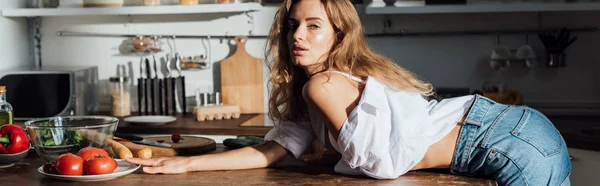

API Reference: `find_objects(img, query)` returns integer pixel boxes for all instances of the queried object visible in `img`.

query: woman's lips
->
[292,46,308,56]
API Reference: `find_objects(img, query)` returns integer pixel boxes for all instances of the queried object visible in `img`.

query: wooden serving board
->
[221,35,264,114]
[115,136,216,157]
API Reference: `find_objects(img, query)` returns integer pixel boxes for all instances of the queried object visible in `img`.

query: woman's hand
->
[126,157,195,174]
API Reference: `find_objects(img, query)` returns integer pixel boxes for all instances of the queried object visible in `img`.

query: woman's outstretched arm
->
[126,141,288,174]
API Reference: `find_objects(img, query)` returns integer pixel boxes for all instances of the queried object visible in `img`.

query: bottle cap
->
[0,86,5,94]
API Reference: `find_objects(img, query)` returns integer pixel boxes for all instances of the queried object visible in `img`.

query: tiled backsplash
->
[21,4,600,115]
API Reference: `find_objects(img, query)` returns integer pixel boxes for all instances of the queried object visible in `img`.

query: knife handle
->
[158,78,163,115]
[164,79,169,115]
[144,78,149,115]
[114,132,143,141]
[181,76,187,115]
[171,77,177,115]
[137,78,143,116]
[150,78,155,115]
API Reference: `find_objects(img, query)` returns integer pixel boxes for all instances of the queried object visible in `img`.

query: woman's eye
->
[288,23,297,30]
[309,24,320,30]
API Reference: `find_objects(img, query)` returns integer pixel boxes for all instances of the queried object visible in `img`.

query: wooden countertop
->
[15,114,273,137]
[115,113,273,136]
[14,114,600,153]
[0,146,497,186]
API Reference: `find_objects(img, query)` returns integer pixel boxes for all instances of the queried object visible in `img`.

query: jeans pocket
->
[511,108,563,157]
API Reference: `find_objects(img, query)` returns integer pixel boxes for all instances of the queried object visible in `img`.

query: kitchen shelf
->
[366,0,600,14]
[1,3,262,17]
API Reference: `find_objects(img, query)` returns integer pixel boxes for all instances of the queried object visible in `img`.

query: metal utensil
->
[149,54,158,115]
[157,58,164,116]
[164,54,172,115]
[181,75,187,115]
[138,57,144,115]
[173,53,187,115]
[145,58,151,115]
[173,53,182,114]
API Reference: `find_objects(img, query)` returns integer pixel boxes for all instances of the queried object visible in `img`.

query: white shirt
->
[264,72,475,179]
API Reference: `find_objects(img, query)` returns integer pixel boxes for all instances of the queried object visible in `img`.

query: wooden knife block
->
[194,104,241,121]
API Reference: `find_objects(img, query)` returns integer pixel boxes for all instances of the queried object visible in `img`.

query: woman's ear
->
[334,32,343,45]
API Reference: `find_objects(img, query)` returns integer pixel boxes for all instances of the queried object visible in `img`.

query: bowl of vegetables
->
[25,116,118,162]
[0,124,31,168]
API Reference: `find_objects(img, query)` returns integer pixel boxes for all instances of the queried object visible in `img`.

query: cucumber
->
[223,138,254,149]
[236,136,264,144]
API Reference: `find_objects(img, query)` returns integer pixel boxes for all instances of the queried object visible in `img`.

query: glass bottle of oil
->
[0,86,13,125]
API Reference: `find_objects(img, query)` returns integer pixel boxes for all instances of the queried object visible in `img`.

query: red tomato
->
[77,147,110,161]
[56,153,84,176]
[171,134,181,143]
[43,161,59,174]
[85,156,118,175]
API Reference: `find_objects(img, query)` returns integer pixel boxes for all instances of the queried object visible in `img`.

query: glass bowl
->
[25,116,118,162]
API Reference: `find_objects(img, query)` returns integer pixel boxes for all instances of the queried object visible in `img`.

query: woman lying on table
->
[127,0,571,185]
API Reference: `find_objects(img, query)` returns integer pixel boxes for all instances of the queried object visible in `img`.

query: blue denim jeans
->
[451,95,571,186]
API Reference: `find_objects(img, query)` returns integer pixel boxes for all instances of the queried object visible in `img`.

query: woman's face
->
[287,0,336,70]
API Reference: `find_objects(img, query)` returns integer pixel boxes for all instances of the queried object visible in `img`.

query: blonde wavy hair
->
[265,0,434,122]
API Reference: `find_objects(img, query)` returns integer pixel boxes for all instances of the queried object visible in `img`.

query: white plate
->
[38,159,141,182]
[124,115,176,125]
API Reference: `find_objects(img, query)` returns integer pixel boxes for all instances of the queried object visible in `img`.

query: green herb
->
[37,122,83,147]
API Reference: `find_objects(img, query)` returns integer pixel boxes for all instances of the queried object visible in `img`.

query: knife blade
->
[146,58,155,115]
[113,132,172,148]
[145,58,151,115]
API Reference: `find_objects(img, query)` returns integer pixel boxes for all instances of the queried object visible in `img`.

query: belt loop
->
[464,95,492,127]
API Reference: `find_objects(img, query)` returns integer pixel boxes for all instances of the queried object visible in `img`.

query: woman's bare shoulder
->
[302,72,361,105]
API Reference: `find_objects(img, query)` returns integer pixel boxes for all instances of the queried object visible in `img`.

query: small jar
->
[143,0,161,6]
[133,36,148,52]
[180,0,199,5]
[109,76,131,117]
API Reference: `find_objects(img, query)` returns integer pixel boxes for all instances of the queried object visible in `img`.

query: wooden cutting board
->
[221,35,264,114]
[115,136,216,157]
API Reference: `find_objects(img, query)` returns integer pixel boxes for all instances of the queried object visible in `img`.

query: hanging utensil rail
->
[56,26,597,39]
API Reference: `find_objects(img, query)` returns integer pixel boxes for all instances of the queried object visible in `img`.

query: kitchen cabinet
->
[1,2,262,17]
[367,0,600,14]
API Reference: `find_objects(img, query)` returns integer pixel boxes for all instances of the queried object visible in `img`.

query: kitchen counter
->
[114,113,272,136]
[14,113,600,152]
[0,145,497,186]
[15,113,273,137]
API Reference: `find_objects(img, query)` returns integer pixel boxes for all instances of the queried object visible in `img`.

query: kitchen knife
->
[138,57,144,115]
[138,77,143,116]
[181,76,186,115]
[163,54,172,115]
[158,79,163,115]
[147,58,155,115]
[145,58,151,115]
[174,53,182,114]
[154,55,163,115]
[113,132,172,148]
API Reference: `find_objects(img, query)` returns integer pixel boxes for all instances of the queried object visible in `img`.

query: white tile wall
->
[0,1,31,70]
[34,4,600,112]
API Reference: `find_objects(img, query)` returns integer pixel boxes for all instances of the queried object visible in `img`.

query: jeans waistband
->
[451,94,496,173]
[464,94,496,127]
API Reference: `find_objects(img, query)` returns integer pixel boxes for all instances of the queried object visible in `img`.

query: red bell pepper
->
[0,124,30,154]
